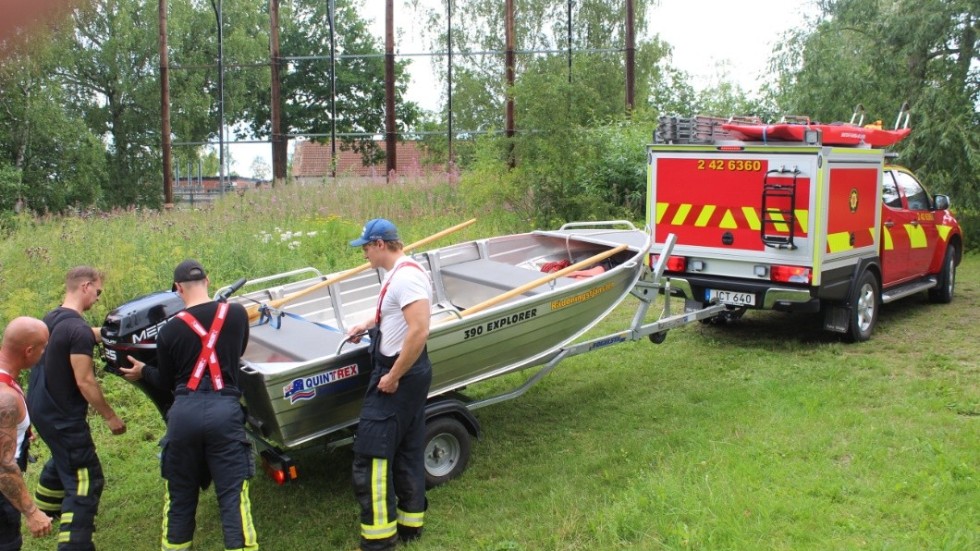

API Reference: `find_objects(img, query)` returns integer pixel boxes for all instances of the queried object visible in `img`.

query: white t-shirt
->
[0,371,30,461]
[377,256,432,357]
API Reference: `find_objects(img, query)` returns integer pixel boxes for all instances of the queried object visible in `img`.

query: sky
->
[229,0,816,177]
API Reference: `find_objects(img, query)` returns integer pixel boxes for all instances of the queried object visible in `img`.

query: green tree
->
[769,0,978,208]
[248,0,421,166]
[0,27,106,213]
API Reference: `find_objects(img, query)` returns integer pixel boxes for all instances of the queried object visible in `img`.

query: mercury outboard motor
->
[101,290,185,417]
[100,278,247,418]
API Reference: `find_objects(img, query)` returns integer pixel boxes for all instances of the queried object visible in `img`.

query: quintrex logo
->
[282,364,359,404]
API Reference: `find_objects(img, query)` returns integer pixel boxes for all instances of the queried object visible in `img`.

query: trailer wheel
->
[847,270,879,342]
[928,244,957,304]
[424,416,471,489]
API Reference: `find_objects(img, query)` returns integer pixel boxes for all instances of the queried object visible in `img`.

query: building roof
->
[291,140,430,179]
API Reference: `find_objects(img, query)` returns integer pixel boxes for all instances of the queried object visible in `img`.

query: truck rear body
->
[648,144,886,311]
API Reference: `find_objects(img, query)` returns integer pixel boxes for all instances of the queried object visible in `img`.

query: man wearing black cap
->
[27,266,125,550]
[346,219,433,551]
[121,259,256,550]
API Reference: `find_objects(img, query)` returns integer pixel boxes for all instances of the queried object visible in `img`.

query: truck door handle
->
[910,220,919,227]
[884,220,894,228]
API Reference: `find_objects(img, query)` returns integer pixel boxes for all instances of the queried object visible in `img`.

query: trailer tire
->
[928,244,957,304]
[846,270,879,342]
[423,416,471,489]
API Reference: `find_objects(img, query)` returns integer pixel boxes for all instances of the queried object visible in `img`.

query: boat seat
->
[248,313,348,363]
[440,259,576,297]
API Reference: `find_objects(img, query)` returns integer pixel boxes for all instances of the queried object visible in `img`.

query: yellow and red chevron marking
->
[657,202,809,234]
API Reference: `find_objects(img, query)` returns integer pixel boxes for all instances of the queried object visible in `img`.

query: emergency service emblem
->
[283,363,359,404]
[849,188,859,212]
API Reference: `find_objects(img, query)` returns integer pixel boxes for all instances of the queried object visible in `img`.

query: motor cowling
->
[101,290,186,417]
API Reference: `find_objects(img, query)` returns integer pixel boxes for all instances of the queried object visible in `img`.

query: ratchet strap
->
[175,302,229,391]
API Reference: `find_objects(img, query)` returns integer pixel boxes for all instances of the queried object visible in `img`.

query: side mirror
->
[934,194,950,210]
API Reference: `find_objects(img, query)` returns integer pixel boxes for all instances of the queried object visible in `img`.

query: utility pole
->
[505,0,515,169]
[159,0,173,207]
[210,0,225,194]
[385,0,396,179]
[269,0,285,186]
[625,0,636,115]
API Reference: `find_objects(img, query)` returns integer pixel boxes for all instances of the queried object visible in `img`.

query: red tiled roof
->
[291,140,430,178]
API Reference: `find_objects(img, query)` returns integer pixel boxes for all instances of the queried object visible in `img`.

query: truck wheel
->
[928,244,957,304]
[847,270,879,342]
[424,416,471,489]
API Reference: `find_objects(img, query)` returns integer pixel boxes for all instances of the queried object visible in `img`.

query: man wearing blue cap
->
[347,219,433,551]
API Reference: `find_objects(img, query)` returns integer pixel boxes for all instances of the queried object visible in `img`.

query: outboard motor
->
[100,278,247,418]
[101,291,185,417]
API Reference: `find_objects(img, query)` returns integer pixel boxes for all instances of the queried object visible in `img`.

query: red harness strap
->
[375,261,425,325]
[174,302,230,391]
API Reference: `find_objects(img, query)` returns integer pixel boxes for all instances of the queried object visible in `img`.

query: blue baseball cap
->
[350,218,400,247]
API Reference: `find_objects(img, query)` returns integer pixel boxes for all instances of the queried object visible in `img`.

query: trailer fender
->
[424,398,481,439]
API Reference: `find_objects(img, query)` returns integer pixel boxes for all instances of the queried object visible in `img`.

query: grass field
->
[3,184,976,550]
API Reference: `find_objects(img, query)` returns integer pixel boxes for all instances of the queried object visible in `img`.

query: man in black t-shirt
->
[122,259,256,550]
[27,266,126,551]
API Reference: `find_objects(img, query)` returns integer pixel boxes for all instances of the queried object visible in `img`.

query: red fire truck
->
[648,115,963,341]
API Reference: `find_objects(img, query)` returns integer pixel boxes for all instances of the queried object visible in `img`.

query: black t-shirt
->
[36,307,96,418]
[145,301,249,392]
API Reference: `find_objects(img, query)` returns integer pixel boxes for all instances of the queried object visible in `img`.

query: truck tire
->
[847,270,879,342]
[424,416,471,489]
[928,244,957,304]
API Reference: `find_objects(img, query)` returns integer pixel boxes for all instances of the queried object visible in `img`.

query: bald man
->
[0,317,53,549]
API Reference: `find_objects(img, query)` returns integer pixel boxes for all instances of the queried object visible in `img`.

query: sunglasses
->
[86,281,103,297]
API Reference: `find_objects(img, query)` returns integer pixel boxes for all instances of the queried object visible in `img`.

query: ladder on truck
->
[760,168,801,250]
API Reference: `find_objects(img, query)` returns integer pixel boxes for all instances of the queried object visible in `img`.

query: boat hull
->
[236,228,649,449]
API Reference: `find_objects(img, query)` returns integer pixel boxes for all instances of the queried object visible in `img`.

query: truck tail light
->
[770,265,811,284]
[651,255,687,272]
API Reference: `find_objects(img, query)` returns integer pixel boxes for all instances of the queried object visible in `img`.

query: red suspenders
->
[375,261,425,324]
[174,302,230,391]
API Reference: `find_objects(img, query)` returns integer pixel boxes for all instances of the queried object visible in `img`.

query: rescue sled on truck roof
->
[647,104,962,342]
[101,221,727,487]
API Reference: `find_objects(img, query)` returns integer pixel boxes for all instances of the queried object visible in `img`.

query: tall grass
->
[3,182,977,550]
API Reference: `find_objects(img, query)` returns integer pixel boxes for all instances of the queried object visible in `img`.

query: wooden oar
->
[458,244,629,319]
[246,218,477,322]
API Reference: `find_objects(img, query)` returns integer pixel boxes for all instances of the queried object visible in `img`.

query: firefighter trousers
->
[352,351,432,551]
[160,392,257,551]
[0,495,22,551]
[31,421,104,551]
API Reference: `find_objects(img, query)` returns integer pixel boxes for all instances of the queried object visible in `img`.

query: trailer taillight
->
[770,265,811,284]
[260,449,298,485]
[651,255,688,272]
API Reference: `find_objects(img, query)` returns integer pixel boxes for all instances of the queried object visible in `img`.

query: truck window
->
[892,170,931,211]
[882,172,902,208]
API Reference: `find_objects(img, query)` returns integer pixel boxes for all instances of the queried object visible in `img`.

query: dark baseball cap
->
[173,259,208,283]
[349,218,400,247]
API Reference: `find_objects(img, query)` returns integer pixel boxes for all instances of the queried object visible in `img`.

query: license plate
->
[707,289,756,306]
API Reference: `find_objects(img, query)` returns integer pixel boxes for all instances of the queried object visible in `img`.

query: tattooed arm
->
[0,390,52,537]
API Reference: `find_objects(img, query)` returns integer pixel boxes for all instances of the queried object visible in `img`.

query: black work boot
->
[398,525,423,544]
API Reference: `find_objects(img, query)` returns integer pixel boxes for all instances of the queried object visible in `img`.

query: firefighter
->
[27,266,126,551]
[346,219,433,551]
[0,317,54,549]
[120,259,257,551]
